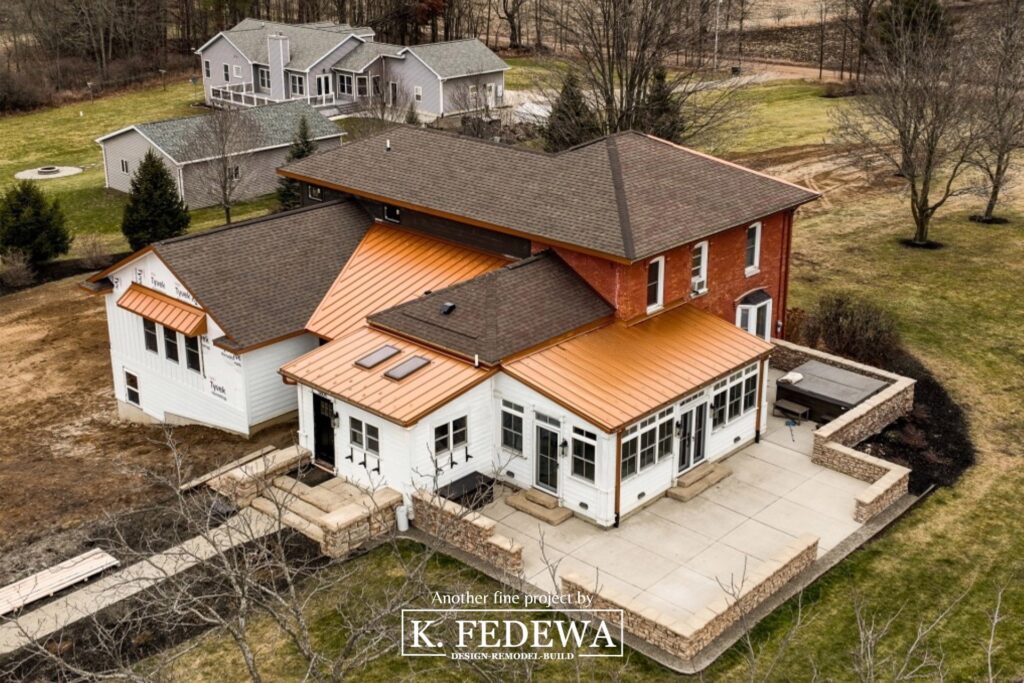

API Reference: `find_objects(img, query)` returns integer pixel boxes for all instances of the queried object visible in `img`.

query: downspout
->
[779,211,794,338]
[613,430,622,527]
[754,356,766,443]
[176,164,185,201]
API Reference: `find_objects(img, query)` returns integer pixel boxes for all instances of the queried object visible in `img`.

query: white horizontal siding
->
[242,334,317,426]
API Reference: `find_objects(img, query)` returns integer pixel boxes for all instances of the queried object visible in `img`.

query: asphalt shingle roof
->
[368,252,614,364]
[222,18,374,70]
[404,39,508,78]
[281,127,819,261]
[332,42,405,72]
[132,101,342,164]
[153,201,371,350]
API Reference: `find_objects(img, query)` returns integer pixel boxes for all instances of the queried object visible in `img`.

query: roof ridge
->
[135,98,317,130]
[605,136,636,260]
[155,200,347,247]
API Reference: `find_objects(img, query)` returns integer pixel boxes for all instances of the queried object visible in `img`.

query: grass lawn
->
[725,80,847,156]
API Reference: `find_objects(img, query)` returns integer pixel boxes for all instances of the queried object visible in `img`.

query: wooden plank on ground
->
[0,549,119,616]
[179,445,276,491]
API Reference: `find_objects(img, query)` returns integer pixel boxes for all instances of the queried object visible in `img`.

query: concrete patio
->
[480,369,871,623]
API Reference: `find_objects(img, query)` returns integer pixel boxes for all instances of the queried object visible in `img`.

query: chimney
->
[267,33,290,101]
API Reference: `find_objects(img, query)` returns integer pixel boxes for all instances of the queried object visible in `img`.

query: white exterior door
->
[316,74,333,98]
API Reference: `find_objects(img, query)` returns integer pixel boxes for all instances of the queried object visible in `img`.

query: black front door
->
[312,394,335,468]
[536,424,559,493]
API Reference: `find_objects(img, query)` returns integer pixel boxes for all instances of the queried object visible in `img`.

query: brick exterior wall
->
[561,534,817,661]
[411,490,524,575]
[547,210,792,331]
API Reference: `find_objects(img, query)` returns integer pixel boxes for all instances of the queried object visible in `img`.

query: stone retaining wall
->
[814,442,912,522]
[411,490,524,576]
[320,488,403,557]
[562,534,818,661]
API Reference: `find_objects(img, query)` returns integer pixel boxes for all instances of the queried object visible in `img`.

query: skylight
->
[385,356,430,380]
[355,344,400,369]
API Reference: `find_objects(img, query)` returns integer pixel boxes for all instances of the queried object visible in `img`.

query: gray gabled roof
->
[152,201,372,351]
[211,18,374,70]
[404,39,508,79]
[101,101,342,165]
[332,41,405,72]
[368,251,613,365]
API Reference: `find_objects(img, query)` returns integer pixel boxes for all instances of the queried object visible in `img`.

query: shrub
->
[0,71,50,112]
[121,150,190,250]
[77,233,113,270]
[800,292,901,365]
[821,80,859,98]
[0,249,36,289]
[0,180,71,264]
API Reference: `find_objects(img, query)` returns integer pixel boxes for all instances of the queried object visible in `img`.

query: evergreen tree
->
[0,180,71,264]
[405,101,421,126]
[542,72,603,152]
[121,150,190,251]
[641,67,683,142]
[277,116,319,211]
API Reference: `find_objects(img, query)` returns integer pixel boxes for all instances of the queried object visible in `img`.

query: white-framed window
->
[289,73,304,96]
[257,67,271,90]
[232,64,242,78]
[383,204,401,223]
[745,222,762,275]
[711,364,759,430]
[223,63,230,81]
[736,292,772,341]
[691,241,708,294]
[571,427,597,482]
[204,60,211,78]
[349,417,380,455]
[231,165,240,180]
[356,76,368,97]
[124,371,140,406]
[500,400,524,453]
[620,407,674,479]
[308,185,323,201]
[339,74,353,95]
[120,159,130,175]
[414,85,422,102]
[163,326,179,363]
[143,319,158,353]
[434,416,468,454]
[646,255,665,313]
[469,84,478,98]
[184,336,202,373]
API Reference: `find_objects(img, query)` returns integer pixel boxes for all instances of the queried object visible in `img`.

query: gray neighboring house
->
[96,100,343,209]
[196,18,508,119]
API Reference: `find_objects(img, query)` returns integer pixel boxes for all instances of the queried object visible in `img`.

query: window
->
[414,86,423,102]
[646,256,664,312]
[223,63,230,81]
[258,67,270,90]
[469,84,478,98]
[371,75,381,95]
[308,185,323,201]
[434,416,468,454]
[571,427,596,482]
[620,408,674,479]
[736,290,772,341]
[120,159,130,175]
[357,76,368,97]
[745,222,762,275]
[350,417,380,454]
[143,319,158,353]
[204,60,211,78]
[339,74,353,95]
[163,326,179,363]
[500,400,524,453]
[691,241,708,294]
[232,64,242,78]
[185,336,201,373]
[231,165,240,180]
[383,204,401,223]
[124,371,140,405]
[289,73,304,96]
[711,364,759,430]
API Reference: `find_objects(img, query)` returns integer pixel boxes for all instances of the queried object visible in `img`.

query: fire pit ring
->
[14,166,84,180]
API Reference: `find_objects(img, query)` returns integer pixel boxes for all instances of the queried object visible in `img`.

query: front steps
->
[667,463,732,502]
[507,489,573,526]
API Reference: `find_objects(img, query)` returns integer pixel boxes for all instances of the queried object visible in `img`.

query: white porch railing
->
[209,82,353,109]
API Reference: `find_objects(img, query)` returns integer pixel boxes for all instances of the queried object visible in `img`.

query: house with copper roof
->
[196,18,508,118]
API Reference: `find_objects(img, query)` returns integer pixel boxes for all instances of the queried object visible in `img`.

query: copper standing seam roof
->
[305,224,510,341]
[280,326,491,427]
[116,283,207,337]
[503,305,774,433]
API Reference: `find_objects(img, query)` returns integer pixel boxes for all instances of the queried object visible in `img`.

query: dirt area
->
[0,276,297,559]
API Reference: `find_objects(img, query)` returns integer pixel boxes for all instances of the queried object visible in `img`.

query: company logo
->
[401,608,625,660]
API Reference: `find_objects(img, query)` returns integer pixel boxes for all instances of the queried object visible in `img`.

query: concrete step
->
[506,491,573,526]
[250,496,326,543]
[524,488,559,509]
[667,463,732,502]
[262,487,329,527]
[272,476,346,513]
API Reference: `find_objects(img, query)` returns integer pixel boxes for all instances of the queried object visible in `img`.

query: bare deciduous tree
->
[193,107,261,224]
[832,4,981,245]
[501,0,529,48]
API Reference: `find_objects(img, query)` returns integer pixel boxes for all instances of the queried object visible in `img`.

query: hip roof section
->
[503,304,774,432]
[306,224,510,341]
[280,127,818,262]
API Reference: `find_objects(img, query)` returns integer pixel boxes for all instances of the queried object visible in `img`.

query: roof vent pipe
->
[440,302,456,315]
[385,139,391,152]
[474,354,479,368]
